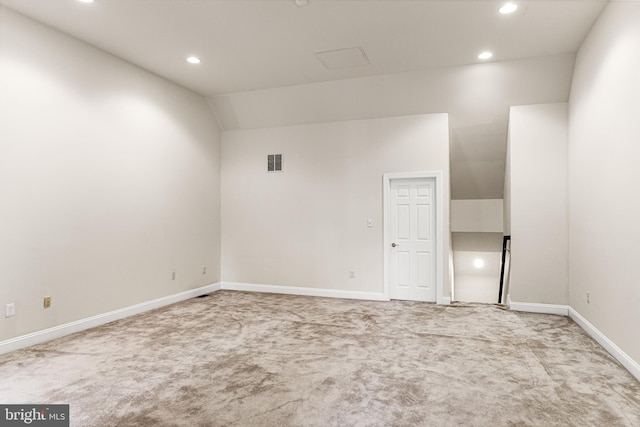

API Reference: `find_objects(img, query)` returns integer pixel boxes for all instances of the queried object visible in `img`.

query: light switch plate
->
[6,303,15,318]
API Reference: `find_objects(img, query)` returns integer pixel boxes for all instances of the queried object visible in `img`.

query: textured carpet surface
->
[1,291,639,426]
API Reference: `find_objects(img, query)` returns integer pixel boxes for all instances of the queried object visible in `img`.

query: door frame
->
[383,171,445,304]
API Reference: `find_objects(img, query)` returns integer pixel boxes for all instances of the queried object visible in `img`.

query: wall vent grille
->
[267,154,283,172]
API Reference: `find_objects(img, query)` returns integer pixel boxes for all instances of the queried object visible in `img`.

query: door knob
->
[391,243,398,248]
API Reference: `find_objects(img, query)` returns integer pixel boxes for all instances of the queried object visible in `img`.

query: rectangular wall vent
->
[267,154,283,172]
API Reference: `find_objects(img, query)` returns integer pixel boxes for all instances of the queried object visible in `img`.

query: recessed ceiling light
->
[499,3,518,14]
[186,56,201,64]
[294,0,309,7]
[478,51,493,60]
[78,0,95,3]
[473,259,485,269]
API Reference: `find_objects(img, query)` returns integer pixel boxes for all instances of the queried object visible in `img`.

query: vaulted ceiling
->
[0,0,607,199]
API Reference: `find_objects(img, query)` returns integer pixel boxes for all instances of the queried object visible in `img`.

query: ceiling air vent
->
[267,154,283,172]
[315,47,370,69]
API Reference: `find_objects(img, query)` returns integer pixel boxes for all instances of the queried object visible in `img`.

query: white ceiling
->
[0,0,607,199]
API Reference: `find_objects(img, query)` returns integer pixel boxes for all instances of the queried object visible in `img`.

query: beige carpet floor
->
[1,290,639,426]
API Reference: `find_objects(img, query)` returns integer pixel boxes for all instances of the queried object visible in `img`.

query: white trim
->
[221,282,387,301]
[569,307,640,382]
[383,171,445,304]
[508,301,569,316]
[0,283,221,355]
[3,282,637,382]
[508,299,639,381]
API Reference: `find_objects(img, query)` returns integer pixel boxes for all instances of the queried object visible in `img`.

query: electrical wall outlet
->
[349,270,355,279]
[171,270,176,281]
[5,303,15,318]
[587,291,590,304]
[202,265,207,275]
[44,297,51,308]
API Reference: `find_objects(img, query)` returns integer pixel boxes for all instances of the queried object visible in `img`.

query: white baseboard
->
[569,307,640,382]
[220,281,448,304]
[6,284,636,383]
[508,301,569,316]
[508,300,639,381]
[221,282,388,301]
[0,282,221,355]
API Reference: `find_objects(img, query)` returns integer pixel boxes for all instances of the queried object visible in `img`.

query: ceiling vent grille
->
[315,47,370,69]
[267,154,283,172]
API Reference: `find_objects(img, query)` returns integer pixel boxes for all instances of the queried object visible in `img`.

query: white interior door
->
[389,178,436,302]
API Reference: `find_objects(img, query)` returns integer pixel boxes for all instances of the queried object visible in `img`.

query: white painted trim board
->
[508,300,569,316]
[220,282,387,301]
[569,307,640,382]
[4,284,637,383]
[509,300,639,382]
[0,283,221,355]
[0,282,402,355]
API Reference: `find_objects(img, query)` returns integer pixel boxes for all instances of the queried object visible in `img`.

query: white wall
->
[221,114,450,297]
[454,274,501,305]
[508,103,568,305]
[568,2,640,365]
[212,53,576,200]
[0,8,221,341]
[451,232,503,304]
[453,248,502,304]
[210,54,576,132]
[451,199,503,232]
